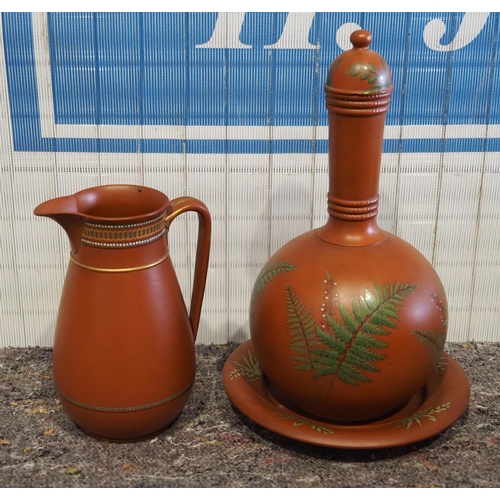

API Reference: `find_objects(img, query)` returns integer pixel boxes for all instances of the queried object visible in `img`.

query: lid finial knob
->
[350,29,372,49]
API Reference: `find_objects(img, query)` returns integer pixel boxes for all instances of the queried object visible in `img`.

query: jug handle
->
[165,197,211,341]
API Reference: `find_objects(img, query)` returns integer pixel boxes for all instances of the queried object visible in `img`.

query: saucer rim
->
[222,340,470,450]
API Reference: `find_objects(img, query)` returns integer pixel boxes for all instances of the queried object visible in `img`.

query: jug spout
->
[34,195,85,253]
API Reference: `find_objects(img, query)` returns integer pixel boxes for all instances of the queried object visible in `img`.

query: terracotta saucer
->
[222,340,470,449]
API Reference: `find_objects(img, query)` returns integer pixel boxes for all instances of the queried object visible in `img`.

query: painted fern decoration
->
[229,351,262,382]
[287,283,322,371]
[251,260,296,303]
[310,282,417,390]
[274,412,334,434]
[344,60,392,93]
[412,329,446,364]
[435,355,450,373]
[396,402,451,429]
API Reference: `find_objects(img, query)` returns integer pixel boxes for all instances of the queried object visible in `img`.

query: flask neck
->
[319,88,391,246]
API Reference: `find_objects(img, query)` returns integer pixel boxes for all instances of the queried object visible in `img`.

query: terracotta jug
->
[34,185,211,441]
[250,31,453,423]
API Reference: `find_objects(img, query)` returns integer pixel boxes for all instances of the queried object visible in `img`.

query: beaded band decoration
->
[55,378,194,412]
[82,212,166,248]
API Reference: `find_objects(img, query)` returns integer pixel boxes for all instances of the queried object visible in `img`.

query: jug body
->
[34,185,211,441]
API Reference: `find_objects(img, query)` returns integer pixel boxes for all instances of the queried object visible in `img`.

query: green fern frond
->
[362,323,391,336]
[337,364,372,386]
[287,283,316,371]
[412,329,446,364]
[310,348,341,364]
[251,260,296,303]
[316,326,346,353]
[339,304,359,334]
[370,314,397,329]
[326,314,352,344]
[285,281,417,393]
[355,343,388,358]
[348,344,386,363]
[354,333,389,350]
[310,282,417,389]
[343,354,380,372]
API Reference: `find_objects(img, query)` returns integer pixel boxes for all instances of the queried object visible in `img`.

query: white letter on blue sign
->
[263,13,317,49]
[196,13,252,49]
[336,23,363,51]
[424,13,489,51]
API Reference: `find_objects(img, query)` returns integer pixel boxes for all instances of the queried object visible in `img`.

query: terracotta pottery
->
[223,341,469,449]
[34,185,211,442]
[225,30,469,446]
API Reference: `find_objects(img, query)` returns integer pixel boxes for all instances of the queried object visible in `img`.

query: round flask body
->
[250,229,448,422]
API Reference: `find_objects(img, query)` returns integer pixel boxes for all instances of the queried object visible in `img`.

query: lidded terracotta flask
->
[34,185,211,441]
[250,31,450,422]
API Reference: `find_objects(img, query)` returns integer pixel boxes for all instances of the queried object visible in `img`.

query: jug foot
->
[79,418,179,443]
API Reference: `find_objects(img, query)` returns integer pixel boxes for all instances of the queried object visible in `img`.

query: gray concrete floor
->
[0,342,499,487]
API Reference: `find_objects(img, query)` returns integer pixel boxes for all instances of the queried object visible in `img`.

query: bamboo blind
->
[1,12,499,346]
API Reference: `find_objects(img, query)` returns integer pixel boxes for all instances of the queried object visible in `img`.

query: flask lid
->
[325,30,393,95]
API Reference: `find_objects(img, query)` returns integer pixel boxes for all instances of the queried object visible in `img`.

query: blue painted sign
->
[2,12,499,153]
